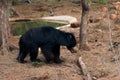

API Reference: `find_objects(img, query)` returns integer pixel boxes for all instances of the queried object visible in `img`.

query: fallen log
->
[9,18,40,22]
[78,57,92,80]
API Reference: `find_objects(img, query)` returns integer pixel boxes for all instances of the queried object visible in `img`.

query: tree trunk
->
[79,0,90,50]
[0,0,10,53]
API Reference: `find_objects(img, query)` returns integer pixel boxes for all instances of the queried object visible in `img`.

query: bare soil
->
[0,1,120,80]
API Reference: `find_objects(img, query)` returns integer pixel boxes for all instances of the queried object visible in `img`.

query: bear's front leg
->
[53,45,63,64]
[41,47,53,63]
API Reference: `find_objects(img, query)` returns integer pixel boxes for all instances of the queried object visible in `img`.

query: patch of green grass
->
[10,20,64,36]
[32,62,45,67]
[9,8,18,17]
[99,0,106,4]
[91,0,106,4]
[12,0,23,5]
[32,0,56,3]
[40,12,45,17]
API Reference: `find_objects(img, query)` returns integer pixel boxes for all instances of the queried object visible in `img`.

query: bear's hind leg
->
[30,46,41,62]
[17,47,28,63]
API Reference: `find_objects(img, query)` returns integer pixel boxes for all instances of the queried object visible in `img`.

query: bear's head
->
[66,33,76,52]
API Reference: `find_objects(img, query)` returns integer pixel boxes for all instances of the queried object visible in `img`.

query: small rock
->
[101,6,108,12]
[70,21,80,28]
[110,13,117,20]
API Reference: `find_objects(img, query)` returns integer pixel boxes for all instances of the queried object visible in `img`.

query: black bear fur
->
[17,26,76,64]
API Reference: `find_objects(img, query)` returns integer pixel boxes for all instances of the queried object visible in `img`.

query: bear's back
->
[20,26,62,44]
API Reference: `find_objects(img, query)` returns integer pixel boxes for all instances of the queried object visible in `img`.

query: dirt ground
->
[0,1,120,80]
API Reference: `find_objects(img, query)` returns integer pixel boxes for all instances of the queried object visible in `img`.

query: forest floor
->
[0,1,120,80]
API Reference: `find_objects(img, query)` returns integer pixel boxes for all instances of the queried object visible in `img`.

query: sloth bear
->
[17,26,76,64]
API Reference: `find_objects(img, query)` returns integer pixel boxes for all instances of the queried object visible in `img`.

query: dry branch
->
[78,57,92,80]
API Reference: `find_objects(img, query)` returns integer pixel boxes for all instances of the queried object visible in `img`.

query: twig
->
[78,57,92,80]
[57,70,62,80]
